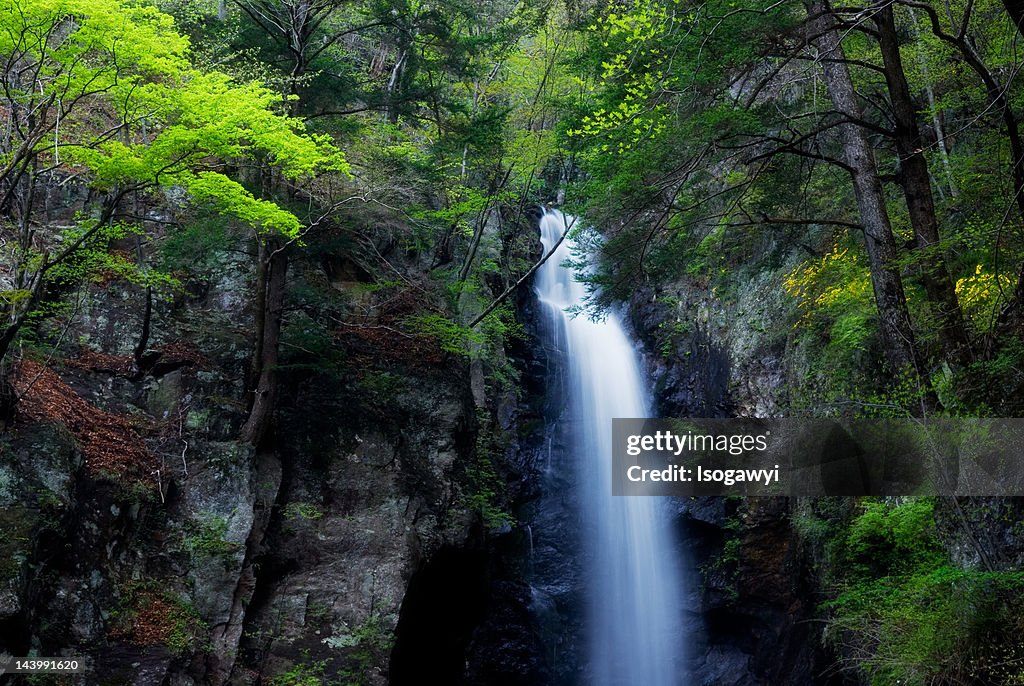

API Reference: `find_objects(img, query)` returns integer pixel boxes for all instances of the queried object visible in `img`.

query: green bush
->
[844,499,944,576]
[825,499,1024,685]
[269,659,330,686]
[827,565,1024,685]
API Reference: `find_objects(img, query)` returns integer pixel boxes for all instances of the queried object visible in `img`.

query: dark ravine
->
[4,202,1024,686]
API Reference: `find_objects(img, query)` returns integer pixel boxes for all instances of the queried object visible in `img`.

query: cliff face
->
[0,207,544,685]
[6,203,1021,686]
[625,280,828,684]
[625,265,1024,686]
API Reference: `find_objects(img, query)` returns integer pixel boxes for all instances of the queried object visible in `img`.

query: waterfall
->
[533,208,685,685]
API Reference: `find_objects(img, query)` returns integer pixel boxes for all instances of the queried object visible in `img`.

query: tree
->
[873,2,971,363]
[0,0,348,414]
[805,0,923,377]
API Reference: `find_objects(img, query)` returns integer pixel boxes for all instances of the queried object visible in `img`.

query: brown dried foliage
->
[14,360,156,482]
[66,349,134,375]
[112,595,178,646]
[335,285,448,368]
[336,323,445,368]
[108,587,202,655]
[66,342,213,376]
[156,341,214,369]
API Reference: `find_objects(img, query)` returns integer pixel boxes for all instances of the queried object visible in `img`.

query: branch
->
[730,215,863,230]
[307,21,394,62]
[468,214,576,328]
[39,188,132,275]
[303,105,378,119]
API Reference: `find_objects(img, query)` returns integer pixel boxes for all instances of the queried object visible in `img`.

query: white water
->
[534,208,685,686]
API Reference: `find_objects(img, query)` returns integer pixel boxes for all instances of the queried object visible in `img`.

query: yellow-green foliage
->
[567,0,671,152]
[955,264,1014,334]
[784,245,874,351]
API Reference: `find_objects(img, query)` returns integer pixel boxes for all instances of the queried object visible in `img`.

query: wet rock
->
[465,581,549,686]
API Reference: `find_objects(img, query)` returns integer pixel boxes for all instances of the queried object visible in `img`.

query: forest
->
[1,0,1024,684]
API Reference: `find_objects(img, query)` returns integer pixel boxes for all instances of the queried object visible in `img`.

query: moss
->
[0,506,35,584]
[283,502,324,521]
[181,513,240,561]
[459,408,514,531]
[269,659,331,686]
[326,613,395,686]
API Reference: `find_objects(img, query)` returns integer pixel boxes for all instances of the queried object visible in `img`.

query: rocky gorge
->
[4,0,1024,683]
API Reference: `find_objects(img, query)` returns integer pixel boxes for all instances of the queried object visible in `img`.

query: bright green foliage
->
[269,659,331,686]
[3,0,346,199]
[403,314,485,357]
[567,0,795,153]
[73,70,346,179]
[824,499,1024,685]
[0,0,351,368]
[184,172,304,238]
[568,0,671,152]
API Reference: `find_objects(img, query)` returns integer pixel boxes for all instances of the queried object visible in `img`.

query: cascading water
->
[533,208,685,685]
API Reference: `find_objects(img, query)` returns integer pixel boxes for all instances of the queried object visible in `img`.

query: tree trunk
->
[1003,0,1024,34]
[906,6,958,198]
[133,287,153,370]
[250,240,268,384]
[132,230,153,372]
[912,3,1024,225]
[1,194,120,367]
[999,0,1024,316]
[0,291,37,364]
[807,0,923,376]
[240,242,287,446]
[875,3,972,365]
[959,42,1024,228]
[900,2,1024,332]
